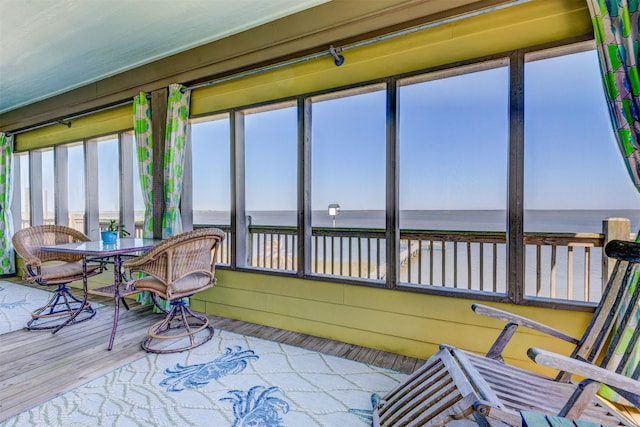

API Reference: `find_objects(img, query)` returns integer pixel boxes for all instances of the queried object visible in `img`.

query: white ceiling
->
[0,0,329,114]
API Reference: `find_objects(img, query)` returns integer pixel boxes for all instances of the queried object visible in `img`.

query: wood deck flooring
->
[0,279,425,422]
[3,280,638,426]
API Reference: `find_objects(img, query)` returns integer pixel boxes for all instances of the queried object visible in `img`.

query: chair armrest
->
[528,347,640,396]
[121,255,150,271]
[472,304,579,360]
[473,304,579,344]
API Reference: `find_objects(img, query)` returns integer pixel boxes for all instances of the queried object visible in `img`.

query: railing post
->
[246,215,253,266]
[602,217,631,288]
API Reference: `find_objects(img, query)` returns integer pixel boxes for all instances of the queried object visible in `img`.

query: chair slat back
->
[570,240,640,404]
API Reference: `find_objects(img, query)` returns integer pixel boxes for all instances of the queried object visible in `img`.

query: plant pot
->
[101,230,118,244]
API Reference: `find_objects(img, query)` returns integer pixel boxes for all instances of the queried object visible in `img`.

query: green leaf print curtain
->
[162,83,191,239]
[588,0,640,189]
[586,0,639,404]
[133,93,153,238]
[0,133,14,275]
[133,93,157,307]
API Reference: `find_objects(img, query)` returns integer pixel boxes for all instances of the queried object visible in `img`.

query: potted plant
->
[101,220,130,244]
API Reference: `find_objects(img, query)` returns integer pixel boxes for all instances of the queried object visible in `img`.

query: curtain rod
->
[7,99,135,137]
[8,0,529,136]
[184,0,530,92]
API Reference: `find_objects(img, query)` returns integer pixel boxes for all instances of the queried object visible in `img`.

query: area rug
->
[0,281,103,335]
[1,329,408,426]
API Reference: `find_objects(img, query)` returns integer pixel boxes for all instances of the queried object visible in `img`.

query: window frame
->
[12,38,613,311]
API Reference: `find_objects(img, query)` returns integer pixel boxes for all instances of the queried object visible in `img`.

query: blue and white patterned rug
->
[0,281,103,335]
[1,329,408,426]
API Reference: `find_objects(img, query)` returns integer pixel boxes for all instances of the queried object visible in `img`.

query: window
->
[13,153,30,229]
[524,49,640,302]
[398,63,509,292]
[95,136,120,227]
[244,103,298,271]
[191,115,231,227]
[39,149,55,225]
[62,142,85,231]
[16,43,638,307]
[311,86,387,279]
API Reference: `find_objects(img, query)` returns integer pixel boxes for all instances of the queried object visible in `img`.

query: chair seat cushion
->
[134,272,213,300]
[38,262,102,284]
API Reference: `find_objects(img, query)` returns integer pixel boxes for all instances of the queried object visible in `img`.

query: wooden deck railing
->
[24,219,625,303]
[236,226,611,303]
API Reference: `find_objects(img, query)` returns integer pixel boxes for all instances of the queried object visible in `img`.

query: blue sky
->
[193,49,640,212]
[53,50,640,217]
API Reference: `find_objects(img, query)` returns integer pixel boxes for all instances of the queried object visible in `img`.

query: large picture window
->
[524,49,640,303]
[62,142,85,231]
[398,63,509,292]
[311,86,386,280]
[95,136,120,228]
[12,42,638,307]
[244,103,297,271]
[191,115,231,227]
[14,153,30,229]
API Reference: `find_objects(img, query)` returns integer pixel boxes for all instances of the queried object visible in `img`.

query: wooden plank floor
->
[6,281,637,426]
[0,280,425,422]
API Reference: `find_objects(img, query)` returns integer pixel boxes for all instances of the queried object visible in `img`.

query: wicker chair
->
[12,225,105,330]
[122,228,225,353]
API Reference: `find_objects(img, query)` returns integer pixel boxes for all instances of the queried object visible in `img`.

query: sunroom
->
[0,0,638,425]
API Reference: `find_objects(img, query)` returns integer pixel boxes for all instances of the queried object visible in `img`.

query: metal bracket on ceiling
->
[329,45,344,66]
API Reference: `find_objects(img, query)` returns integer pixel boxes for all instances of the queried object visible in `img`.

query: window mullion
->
[507,50,525,303]
[386,78,399,289]
[29,151,43,226]
[85,140,99,239]
[54,145,69,227]
[232,111,248,268]
[298,97,312,277]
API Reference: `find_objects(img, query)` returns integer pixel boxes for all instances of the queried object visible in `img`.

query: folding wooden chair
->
[373,240,640,426]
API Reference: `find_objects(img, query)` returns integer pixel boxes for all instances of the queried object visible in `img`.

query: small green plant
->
[105,220,130,237]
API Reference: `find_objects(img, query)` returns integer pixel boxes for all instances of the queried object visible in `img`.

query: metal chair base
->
[142,300,214,354]
[26,284,96,330]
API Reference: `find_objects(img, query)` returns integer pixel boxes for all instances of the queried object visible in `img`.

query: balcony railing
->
[23,218,624,304]
[232,226,611,303]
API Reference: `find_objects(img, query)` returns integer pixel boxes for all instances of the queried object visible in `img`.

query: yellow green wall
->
[186,270,591,374]
[190,0,591,115]
[15,106,131,151]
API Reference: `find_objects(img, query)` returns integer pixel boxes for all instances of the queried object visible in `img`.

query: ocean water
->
[194,209,639,234]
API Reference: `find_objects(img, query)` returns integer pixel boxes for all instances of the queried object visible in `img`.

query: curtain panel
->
[133,93,154,238]
[587,0,640,189]
[133,93,155,307]
[587,0,640,405]
[140,84,192,311]
[0,133,14,274]
[162,83,191,239]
